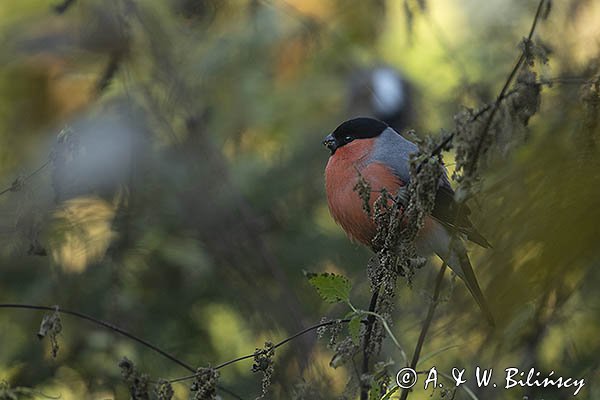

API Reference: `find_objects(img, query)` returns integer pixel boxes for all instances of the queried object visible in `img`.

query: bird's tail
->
[417,219,495,326]
[443,246,495,327]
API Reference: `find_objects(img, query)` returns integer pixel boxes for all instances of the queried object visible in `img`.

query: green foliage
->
[0,381,18,400]
[305,272,352,304]
[348,314,362,345]
[380,385,399,400]
[368,383,382,400]
[0,381,49,400]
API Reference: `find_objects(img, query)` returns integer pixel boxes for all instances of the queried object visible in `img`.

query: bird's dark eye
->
[344,136,353,142]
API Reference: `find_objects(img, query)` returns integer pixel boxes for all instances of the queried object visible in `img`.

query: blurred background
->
[0,0,599,399]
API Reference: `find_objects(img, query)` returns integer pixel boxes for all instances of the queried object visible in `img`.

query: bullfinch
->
[323,117,494,325]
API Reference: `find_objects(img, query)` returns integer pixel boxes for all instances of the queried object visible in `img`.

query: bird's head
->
[322,117,389,155]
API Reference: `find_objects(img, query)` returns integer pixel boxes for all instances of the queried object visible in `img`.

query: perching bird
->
[323,117,494,325]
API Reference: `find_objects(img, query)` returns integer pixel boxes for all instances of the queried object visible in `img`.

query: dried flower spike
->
[37,306,62,358]
[252,341,275,399]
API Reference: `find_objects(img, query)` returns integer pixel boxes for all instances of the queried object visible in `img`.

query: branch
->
[426,0,548,163]
[360,287,380,400]
[429,73,593,161]
[466,0,547,176]
[399,262,447,400]
[0,159,51,197]
[0,303,195,372]
[0,304,253,400]
[168,318,353,384]
[359,309,407,364]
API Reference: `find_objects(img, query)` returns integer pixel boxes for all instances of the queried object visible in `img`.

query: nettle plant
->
[306,271,405,399]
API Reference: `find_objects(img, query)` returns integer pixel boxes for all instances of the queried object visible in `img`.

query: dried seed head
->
[155,379,174,400]
[190,367,219,400]
[252,342,275,400]
[329,337,359,369]
[38,306,62,359]
[118,357,150,400]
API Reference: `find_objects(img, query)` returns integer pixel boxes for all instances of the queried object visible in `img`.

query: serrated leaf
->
[305,272,351,304]
[348,314,362,344]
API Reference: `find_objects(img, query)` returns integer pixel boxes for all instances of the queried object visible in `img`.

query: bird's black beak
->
[322,134,337,155]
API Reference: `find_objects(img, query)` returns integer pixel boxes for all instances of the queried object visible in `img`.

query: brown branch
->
[399,262,447,400]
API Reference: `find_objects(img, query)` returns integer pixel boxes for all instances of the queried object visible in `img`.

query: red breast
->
[325,138,404,247]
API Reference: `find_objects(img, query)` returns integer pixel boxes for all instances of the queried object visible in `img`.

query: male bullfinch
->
[323,117,494,325]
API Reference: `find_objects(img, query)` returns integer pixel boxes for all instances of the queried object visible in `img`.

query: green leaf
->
[380,385,399,400]
[304,272,351,304]
[348,314,362,344]
[368,378,382,400]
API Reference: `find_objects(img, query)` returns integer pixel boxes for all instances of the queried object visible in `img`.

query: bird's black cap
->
[332,117,388,141]
[323,117,388,154]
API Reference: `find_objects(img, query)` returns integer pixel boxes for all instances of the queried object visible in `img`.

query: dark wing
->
[432,185,492,248]
[370,128,491,248]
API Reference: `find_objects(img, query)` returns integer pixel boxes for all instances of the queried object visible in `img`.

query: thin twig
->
[0,303,195,372]
[0,303,255,400]
[466,0,547,175]
[399,262,447,400]
[168,318,353,384]
[359,310,407,365]
[428,73,592,161]
[359,286,380,400]
[0,159,51,197]
[426,0,549,163]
